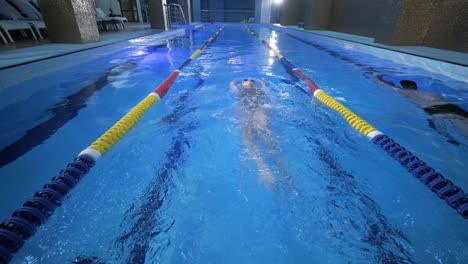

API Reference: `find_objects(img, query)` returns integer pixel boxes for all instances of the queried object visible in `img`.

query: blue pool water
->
[0,24,467,263]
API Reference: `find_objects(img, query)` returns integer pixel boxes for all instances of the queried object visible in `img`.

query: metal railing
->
[165,3,188,29]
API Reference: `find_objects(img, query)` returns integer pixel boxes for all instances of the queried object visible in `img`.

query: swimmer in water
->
[230,78,291,188]
[373,73,468,146]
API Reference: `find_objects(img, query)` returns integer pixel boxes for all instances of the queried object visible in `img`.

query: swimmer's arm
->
[230,80,239,93]
[372,72,399,92]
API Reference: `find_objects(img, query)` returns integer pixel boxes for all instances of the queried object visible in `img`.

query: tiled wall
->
[39,0,99,43]
[389,0,468,53]
[292,0,467,53]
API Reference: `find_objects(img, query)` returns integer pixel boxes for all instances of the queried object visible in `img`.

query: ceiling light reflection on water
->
[269,31,279,57]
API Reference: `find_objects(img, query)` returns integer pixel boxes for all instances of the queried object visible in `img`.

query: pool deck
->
[284,25,468,67]
[280,25,468,82]
[0,23,204,70]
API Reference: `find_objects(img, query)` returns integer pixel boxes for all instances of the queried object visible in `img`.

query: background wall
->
[40,0,99,43]
[197,0,254,22]
[224,0,254,10]
[303,0,332,30]
[189,0,467,53]
[148,0,167,29]
[329,0,387,37]
[279,0,304,25]
[301,0,468,53]
[387,0,468,52]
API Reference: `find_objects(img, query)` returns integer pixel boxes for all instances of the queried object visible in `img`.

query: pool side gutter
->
[0,24,205,71]
[280,25,468,83]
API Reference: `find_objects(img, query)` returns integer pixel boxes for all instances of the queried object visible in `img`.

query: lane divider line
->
[244,26,467,219]
[0,26,225,263]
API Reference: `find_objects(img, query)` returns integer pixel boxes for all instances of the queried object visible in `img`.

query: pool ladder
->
[165,3,187,29]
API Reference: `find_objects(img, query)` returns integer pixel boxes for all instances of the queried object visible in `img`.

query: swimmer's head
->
[242,78,256,89]
[400,80,417,90]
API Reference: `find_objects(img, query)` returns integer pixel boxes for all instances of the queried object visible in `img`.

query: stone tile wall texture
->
[39,0,99,43]
[300,0,468,53]
[279,0,305,26]
[392,0,468,52]
[148,0,167,29]
[303,0,333,30]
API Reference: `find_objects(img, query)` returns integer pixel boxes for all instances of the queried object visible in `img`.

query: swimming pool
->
[0,23,467,263]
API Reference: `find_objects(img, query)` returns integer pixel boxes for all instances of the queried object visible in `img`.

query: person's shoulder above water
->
[373,73,445,105]
[373,73,467,117]
[372,73,417,91]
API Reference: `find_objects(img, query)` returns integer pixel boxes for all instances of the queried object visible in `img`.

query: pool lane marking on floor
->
[0,26,225,263]
[244,26,468,219]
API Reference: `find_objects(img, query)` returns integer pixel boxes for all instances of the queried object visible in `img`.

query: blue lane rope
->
[372,135,468,216]
[0,155,95,263]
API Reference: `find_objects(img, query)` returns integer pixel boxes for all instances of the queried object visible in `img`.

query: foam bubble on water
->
[109,59,127,64]
[344,43,354,50]
[279,91,290,98]
[262,103,273,109]
[24,256,38,264]
[111,80,130,89]
[200,84,216,92]
[211,110,224,118]
[332,89,343,94]
[227,56,243,65]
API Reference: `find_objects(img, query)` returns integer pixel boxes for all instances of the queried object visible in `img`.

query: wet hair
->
[243,78,255,83]
[400,80,417,90]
